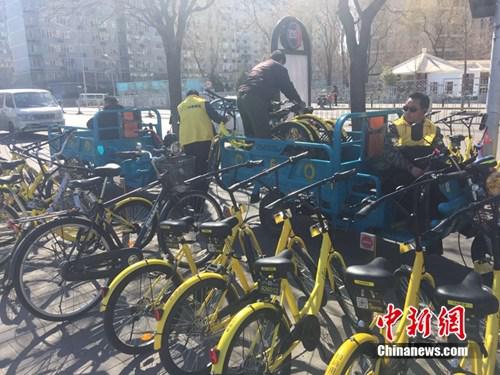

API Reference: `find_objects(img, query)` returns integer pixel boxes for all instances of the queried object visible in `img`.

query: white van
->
[78,93,107,107]
[0,89,65,132]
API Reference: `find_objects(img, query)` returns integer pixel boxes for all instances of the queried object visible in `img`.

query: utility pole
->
[483,2,500,156]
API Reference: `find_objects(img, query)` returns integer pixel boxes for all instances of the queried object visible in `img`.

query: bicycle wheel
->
[295,114,332,143]
[103,262,180,354]
[12,216,113,321]
[111,197,155,249]
[159,277,240,375]
[331,255,362,329]
[290,245,316,299]
[325,340,379,375]
[0,204,19,267]
[271,121,318,142]
[220,307,291,375]
[161,191,223,267]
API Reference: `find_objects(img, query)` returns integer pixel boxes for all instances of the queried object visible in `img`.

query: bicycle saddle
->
[435,271,498,317]
[345,257,395,290]
[0,160,25,170]
[0,174,22,185]
[160,216,195,236]
[199,216,239,239]
[449,134,465,143]
[255,249,294,279]
[68,176,103,189]
[94,163,121,177]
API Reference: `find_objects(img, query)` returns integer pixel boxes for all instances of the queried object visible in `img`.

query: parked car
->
[0,89,65,132]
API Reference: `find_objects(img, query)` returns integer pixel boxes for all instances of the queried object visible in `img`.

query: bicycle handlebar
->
[265,168,357,210]
[205,89,229,101]
[356,170,468,217]
[428,193,500,235]
[228,151,309,192]
[184,159,264,185]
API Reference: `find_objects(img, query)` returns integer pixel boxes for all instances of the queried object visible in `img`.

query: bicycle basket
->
[157,154,196,190]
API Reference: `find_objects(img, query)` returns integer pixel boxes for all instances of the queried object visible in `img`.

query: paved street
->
[0,108,497,374]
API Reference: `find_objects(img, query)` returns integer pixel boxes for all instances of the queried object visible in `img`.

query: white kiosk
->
[271,17,312,106]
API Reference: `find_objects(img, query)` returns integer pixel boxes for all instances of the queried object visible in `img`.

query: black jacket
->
[238,59,301,104]
[87,104,124,129]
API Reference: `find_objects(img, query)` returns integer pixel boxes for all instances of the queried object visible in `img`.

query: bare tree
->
[186,6,222,82]
[337,0,387,120]
[120,0,216,131]
[314,0,341,87]
[236,0,286,45]
[420,4,455,58]
[51,0,216,131]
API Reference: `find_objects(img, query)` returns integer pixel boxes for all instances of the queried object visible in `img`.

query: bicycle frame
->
[459,270,500,375]
[152,206,306,351]
[212,170,359,373]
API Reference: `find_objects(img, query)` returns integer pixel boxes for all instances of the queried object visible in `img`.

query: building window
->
[430,82,438,94]
[445,81,453,95]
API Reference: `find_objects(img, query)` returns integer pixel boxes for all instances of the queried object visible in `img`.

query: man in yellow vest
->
[372,92,445,188]
[178,90,227,179]
[371,92,446,254]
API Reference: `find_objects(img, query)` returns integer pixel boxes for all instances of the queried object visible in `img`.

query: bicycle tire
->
[159,277,240,375]
[295,114,332,143]
[271,121,318,143]
[160,191,223,268]
[111,197,156,248]
[0,203,19,267]
[290,245,320,304]
[12,216,114,321]
[219,307,291,375]
[325,340,379,375]
[207,137,221,172]
[103,262,180,354]
[330,254,363,329]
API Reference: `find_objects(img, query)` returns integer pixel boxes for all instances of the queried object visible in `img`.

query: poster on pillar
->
[271,17,312,106]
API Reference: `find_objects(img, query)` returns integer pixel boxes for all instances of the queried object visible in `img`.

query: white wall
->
[427,72,463,97]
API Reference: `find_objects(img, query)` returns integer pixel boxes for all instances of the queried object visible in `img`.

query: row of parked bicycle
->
[0,127,499,375]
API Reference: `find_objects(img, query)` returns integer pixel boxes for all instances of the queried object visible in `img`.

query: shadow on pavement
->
[0,132,47,146]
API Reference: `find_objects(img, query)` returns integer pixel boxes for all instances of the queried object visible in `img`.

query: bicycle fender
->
[100,258,174,312]
[325,333,379,375]
[211,302,282,375]
[112,196,152,209]
[153,271,227,350]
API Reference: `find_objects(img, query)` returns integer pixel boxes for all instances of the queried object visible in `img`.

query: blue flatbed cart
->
[219,109,475,256]
[48,108,163,188]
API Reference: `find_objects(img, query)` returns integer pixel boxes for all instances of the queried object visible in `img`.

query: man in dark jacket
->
[87,96,124,139]
[237,50,304,138]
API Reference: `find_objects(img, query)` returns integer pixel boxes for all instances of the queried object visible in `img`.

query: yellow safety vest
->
[393,117,437,147]
[178,95,214,146]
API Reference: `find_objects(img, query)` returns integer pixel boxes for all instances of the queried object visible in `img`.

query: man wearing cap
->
[237,50,305,138]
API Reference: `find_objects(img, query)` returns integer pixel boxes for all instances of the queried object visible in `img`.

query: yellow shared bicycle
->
[209,169,358,375]
[153,152,331,375]
[325,170,500,375]
[100,160,261,354]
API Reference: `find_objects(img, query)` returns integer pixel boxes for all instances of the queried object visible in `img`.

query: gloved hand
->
[297,100,307,110]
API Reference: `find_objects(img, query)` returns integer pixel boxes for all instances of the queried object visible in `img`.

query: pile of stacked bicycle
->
[0,126,499,375]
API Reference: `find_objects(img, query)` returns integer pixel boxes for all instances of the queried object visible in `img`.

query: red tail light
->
[100,287,109,298]
[154,309,163,321]
[209,348,219,364]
